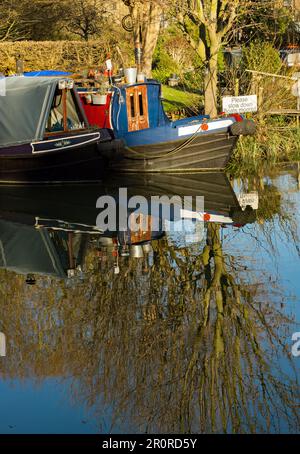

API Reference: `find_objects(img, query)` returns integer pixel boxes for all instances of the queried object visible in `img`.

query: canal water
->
[0,167,299,434]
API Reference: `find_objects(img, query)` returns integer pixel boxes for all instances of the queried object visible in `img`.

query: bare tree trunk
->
[141,3,161,77]
[127,0,162,77]
[204,50,218,118]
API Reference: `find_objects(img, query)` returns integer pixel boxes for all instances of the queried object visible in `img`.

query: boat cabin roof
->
[0,76,87,147]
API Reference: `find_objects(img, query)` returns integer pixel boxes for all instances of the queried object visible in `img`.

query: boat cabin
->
[110,81,168,134]
[0,76,89,149]
[79,80,168,133]
[78,80,213,149]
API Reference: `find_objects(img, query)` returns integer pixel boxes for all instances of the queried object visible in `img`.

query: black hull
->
[0,132,237,183]
[112,132,238,172]
[0,172,240,224]
[0,142,113,184]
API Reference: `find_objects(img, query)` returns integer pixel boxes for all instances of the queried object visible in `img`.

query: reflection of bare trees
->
[0,222,299,434]
[233,172,300,257]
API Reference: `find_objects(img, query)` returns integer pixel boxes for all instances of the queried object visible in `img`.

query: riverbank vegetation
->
[0,0,299,171]
[228,125,300,175]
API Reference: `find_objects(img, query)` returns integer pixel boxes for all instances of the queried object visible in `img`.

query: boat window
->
[130,94,135,118]
[46,89,85,133]
[138,92,144,116]
[47,89,64,132]
[66,90,85,130]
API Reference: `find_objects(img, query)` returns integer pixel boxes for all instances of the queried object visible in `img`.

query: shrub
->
[242,41,282,74]
[152,26,204,90]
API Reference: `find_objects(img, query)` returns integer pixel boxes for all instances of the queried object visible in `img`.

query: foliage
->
[0,0,68,41]
[0,0,125,42]
[152,47,180,84]
[64,0,108,41]
[232,2,293,46]
[228,125,300,175]
[242,41,283,74]
[152,26,204,90]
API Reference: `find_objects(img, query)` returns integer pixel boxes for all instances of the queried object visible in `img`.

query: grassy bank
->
[227,125,300,175]
[161,85,202,115]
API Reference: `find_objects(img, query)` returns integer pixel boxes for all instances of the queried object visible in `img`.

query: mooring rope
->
[123,121,207,160]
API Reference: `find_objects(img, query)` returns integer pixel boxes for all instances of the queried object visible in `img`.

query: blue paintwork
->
[111,81,167,134]
[24,70,71,77]
[110,81,236,148]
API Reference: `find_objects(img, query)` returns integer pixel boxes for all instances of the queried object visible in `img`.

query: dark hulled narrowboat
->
[0,76,120,184]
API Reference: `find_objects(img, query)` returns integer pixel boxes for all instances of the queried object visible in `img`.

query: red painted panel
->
[79,93,112,129]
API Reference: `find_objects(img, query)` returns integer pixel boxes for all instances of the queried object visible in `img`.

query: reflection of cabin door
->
[126,86,149,132]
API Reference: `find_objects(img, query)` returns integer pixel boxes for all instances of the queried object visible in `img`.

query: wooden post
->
[258,81,264,121]
[234,78,239,97]
[62,89,67,131]
[251,73,258,96]
[297,79,300,128]
[16,58,23,75]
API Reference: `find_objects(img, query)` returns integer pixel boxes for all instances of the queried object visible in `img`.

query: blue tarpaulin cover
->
[24,70,71,77]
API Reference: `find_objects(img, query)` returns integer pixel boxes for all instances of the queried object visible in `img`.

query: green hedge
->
[0,41,110,74]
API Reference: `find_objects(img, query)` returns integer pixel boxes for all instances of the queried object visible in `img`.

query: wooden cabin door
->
[126,86,149,132]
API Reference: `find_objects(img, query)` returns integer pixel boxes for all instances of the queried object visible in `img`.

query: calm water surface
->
[0,167,299,434]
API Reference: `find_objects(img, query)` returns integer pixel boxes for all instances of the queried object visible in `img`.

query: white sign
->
[237,191,259,211]
[222,95,257,114]
[292,73,300,97]
[287,53,300,67]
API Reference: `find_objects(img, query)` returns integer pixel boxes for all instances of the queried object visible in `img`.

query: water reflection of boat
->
[0,172,257,279]
[0,219,90,279]
[0,172,298,436]
[0,172,249,222]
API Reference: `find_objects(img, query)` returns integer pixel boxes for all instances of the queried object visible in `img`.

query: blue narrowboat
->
[79,79,255,172]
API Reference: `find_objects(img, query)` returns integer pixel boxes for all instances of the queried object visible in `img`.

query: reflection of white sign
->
[222,95,257,114]
[237,192,259,210]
